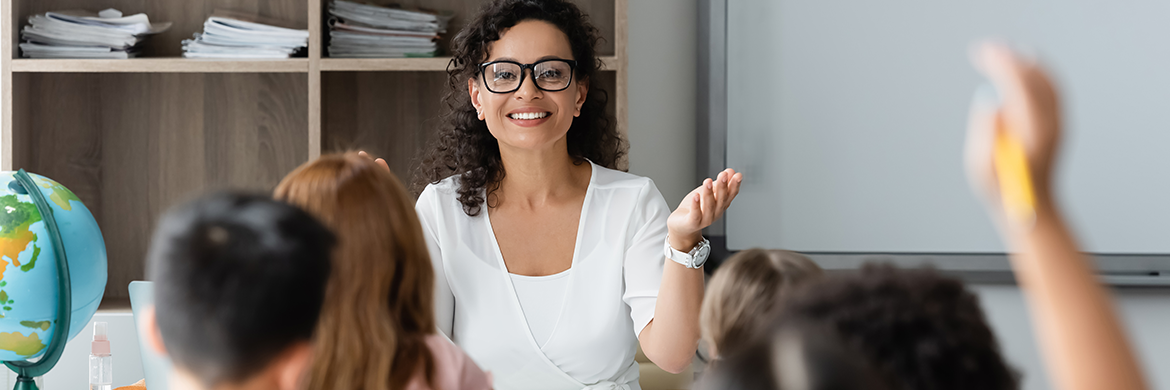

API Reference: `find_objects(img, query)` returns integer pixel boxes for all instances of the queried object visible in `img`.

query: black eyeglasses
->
[478,59,577,93]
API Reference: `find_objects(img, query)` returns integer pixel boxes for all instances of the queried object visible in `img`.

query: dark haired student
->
[139,194,335,390]
[389,0,741,388]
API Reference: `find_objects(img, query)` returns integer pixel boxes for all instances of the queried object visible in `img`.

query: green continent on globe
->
[20,245,39,272]
[19,321,50,331]
[37,178,81,211]
[0,195,42,280]
[0,331,46,357]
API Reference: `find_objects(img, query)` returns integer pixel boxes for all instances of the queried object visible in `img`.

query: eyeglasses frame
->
[477,59,579,94]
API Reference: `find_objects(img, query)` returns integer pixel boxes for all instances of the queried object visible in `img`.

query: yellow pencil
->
[993,129,1036,226]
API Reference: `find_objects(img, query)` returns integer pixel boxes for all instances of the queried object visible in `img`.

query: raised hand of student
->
[356,151,391,173]
[966,42,1062,236]
[966,41,1148,390]
[666,168,744,251]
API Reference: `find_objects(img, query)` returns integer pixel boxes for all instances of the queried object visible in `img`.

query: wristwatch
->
[664,236,711,269]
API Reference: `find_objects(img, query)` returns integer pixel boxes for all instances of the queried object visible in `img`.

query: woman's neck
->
[496,141,590,208]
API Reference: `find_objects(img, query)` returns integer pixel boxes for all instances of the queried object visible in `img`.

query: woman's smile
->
[506,108,553,127]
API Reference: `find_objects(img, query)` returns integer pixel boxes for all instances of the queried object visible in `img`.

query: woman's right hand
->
[965,42,1062,234]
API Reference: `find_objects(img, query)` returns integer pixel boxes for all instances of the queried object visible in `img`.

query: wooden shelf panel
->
[10,57,620,73]
[319,56,621,72]
[320,57,452,72]
[11,58,311,73]
[13,72,310,298]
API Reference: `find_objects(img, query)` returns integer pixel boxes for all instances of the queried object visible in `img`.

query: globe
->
[0,171,107,362]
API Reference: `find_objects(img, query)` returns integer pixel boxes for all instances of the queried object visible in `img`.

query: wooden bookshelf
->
[0,0,628,299]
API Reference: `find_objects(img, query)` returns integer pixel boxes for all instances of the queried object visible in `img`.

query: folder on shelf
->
[326,0,452,58]
[19,9,170,58]
[182,11,308,59]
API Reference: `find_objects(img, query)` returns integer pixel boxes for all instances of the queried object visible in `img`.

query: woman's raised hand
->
[666,169,743,251]
[357,151,391,173]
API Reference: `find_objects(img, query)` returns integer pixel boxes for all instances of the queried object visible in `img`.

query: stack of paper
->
[182,15,309,59]
[327,1,453,58]
[19,9,171,59]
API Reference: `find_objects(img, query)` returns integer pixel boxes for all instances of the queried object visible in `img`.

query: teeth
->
[509,112,548,120]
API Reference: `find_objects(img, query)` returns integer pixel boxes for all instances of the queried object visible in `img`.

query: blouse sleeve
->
[416,184,456,338]
[622,179,671,338]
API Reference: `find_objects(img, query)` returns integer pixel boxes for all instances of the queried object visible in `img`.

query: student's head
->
[698,319,886,390]
[778,263,1019,390]
[701,249,823,357]
[274,152,437,390]
[418,0,624,216]
[144,193,334,390]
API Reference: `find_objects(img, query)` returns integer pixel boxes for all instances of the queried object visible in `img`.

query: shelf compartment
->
[316,0,617,59]
[12,72,309,298]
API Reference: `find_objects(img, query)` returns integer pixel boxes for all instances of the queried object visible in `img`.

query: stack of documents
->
[182,14,309,59]
[327,1,453,58]
[19,9,171,59]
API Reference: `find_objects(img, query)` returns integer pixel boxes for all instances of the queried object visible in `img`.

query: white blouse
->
[510,270,570,347]
[415,161,670,390]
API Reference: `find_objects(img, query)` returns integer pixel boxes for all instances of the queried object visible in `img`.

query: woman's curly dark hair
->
[778,263,1020,390]
[413,0,625,216]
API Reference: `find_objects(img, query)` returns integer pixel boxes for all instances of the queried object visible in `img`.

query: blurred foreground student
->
[699,249,822,359]
[141,193,335,390]
[699,263,1016,390]
[275,152,492,390]
[699,318,887,390]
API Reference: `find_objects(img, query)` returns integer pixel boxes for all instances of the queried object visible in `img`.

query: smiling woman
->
[414,0,621,217]
[400,1,743,389]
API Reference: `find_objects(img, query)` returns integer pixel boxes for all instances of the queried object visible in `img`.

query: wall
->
[974,285,1170,390]
[627,0,699,206]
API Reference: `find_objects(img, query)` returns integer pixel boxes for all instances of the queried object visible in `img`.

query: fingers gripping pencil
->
[994,128,1036,227]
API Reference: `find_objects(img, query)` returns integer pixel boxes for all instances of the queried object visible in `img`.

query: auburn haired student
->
[274,152,491,390]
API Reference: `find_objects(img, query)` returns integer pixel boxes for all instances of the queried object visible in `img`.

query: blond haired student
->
[699,249,822,359]
[966,42,1148,390]
[274,153,491,390]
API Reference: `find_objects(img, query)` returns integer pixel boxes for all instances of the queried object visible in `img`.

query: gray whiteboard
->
[723,0,1170,255]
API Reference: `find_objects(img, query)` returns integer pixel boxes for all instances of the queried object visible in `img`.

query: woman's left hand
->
[666,169,743,251]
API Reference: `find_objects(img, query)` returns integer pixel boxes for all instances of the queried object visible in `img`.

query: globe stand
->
[3,170,72,390]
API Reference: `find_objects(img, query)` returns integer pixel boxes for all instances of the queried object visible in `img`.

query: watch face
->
[693,242,711,266]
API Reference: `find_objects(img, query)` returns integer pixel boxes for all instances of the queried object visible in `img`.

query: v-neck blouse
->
[415,161,670,390]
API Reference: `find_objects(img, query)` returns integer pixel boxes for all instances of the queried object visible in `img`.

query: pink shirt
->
[406,334,493,390]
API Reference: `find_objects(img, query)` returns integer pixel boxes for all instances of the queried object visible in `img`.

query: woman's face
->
[469,20,588,153]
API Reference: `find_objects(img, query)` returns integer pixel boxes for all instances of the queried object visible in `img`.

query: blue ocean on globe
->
[0,172,107,361]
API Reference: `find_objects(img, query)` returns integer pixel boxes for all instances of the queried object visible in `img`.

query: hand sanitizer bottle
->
[89,322,113,390]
